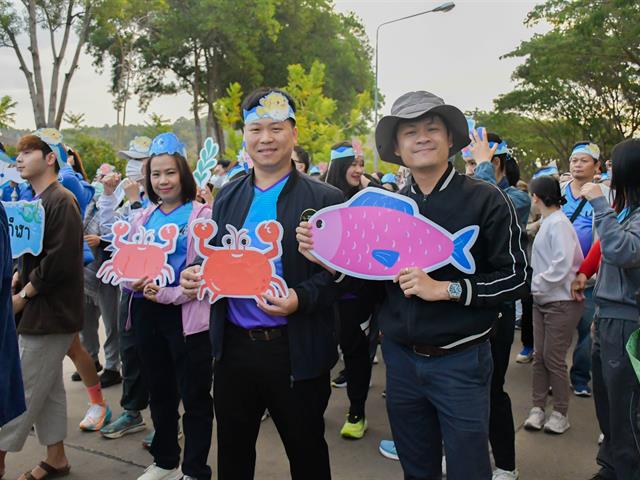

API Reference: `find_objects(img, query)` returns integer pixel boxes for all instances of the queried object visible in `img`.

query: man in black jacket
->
[180,88,347,480]
[298,91,529,480]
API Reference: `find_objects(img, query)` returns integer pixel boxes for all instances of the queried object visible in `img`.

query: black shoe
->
[71,360,102,381]
[100,369,122,388]
[331,370,347,388]
[589,469,614,480]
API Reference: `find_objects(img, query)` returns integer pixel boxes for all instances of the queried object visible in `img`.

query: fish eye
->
[315,219,324,230]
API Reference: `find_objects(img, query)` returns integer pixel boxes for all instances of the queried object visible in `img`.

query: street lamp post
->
[373,1,455,170]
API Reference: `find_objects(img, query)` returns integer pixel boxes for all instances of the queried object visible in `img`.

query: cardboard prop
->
[308,188,479,280]
[97,220,179,286]
[194,137,219,188]
[0,162,25,187]
[190,218,289,304]
[3,200,45,258]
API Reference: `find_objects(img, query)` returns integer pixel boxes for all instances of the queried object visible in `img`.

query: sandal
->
[22,461,70,480]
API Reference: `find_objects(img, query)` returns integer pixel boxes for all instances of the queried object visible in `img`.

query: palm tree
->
[0,96,17,129]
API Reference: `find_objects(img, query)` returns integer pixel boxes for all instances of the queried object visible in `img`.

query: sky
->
[1,0,549,129]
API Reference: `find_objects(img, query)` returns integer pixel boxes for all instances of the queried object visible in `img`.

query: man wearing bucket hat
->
[302,91,528,479]
[377,92,529,479]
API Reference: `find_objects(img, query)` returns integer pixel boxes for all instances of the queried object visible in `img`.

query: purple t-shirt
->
[227,174,289,329]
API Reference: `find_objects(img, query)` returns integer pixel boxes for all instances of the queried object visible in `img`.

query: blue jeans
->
[570,287,595,387]
[383,338,493,480]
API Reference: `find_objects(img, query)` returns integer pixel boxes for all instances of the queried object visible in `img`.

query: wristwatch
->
[19,289,30,301]
[447,281,463,302]
[130,200,142,210]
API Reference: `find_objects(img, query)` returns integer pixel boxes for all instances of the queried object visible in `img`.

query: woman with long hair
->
[578,138,640,479]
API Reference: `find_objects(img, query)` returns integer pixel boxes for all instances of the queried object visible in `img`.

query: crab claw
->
[257,221,282,243]
[159,223,179,241]
[113,221,130,237]
[191,220,217,240]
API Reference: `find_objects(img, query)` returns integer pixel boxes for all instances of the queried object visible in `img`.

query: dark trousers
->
[592,316,640,480]
[383,337,493,480]
[489,303,516,471]
[133,298,213,480]
[214,322,331,480]
[337,298,374,418]
[570,287,595,388]
[520,294,533,349]
[118,291,149,412]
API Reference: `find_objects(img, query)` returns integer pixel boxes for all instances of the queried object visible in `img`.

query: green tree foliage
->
[143,113,172,138]
[63,112,86,130]
[214,61,373,165]
[496,0,640,160]
[63,132,123,179]
[0,95,17,129]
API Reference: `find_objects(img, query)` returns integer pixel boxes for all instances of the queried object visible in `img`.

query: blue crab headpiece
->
[149,132,187,159]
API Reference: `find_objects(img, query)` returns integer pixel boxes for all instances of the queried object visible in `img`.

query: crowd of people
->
[0,86,639,480]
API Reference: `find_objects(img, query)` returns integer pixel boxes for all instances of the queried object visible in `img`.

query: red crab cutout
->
[190,218,289,304]
[97,220,179,286]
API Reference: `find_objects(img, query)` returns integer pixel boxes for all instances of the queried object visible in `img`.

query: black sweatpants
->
[520,294,534,349]
[214,322,332,480]
[132,297,214,480]
[489,302,516,472]
[337,297,374,418]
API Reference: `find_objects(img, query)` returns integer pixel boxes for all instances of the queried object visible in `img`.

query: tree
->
[62,132,123,179]
[63,111,86,130]
[0,95,17,129]
[215,61,373,165]
[143,113,172,139]
[0,0,94,128]
[496,0,640,160]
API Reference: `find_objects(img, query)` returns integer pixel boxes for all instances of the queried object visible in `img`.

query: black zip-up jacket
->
[378,163,530,347]
[207,165,348,381]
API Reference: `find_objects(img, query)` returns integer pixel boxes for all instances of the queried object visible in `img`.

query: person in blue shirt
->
[561,141,610,398]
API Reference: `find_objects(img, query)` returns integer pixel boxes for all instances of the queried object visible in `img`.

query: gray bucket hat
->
[375,91,470,166]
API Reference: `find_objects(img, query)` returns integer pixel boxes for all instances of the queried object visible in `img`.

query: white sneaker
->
[79,403,111,431]
[493,468,519,480]
[137,464,182,480]
[524,407,545,431]
[544,411,570,434]
[598,433,604,444]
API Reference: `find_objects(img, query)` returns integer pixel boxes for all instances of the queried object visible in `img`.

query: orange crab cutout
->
[97,220,179,287]
[190,219,289,304]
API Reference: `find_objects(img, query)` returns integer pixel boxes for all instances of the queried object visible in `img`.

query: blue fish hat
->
[32,128,68,168]
[149,132,187,159]
[243,91,296,125]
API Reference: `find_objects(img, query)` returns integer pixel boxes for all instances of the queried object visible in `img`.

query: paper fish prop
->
[190,219,288,304]
[97,221,178,286]
[0,162,25,187]
[3,200,45,258]
[194,137,219,188]
[309,188,479,280]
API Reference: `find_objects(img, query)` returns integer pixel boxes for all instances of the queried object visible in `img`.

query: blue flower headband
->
[571,143,600,160]
[331,146,355,161]
[243,92,296,125]
[33,128,68,168]
[149,132,187,158]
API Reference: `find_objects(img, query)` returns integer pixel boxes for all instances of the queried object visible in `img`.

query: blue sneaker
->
[378,440,399,461]
[100,410,146,438]
[573,384,592,397]
[516,346,533,363]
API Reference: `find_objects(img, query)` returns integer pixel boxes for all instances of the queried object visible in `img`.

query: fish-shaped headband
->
[489,141,509,156]
[571,143,600,160]
[149,132,187,159]
[331,146,355,161]
[33,128,68,168]
[243,92,296,125]
[532,164,559,179]
[381,173,397,184]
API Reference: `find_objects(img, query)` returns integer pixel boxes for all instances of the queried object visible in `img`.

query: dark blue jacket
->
[0,203,25,426]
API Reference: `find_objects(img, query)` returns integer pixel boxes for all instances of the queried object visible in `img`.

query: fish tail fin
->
[450,225,479,274]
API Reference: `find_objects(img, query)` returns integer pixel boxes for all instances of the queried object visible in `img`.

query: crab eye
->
[315,219,325,230]
[222,236,233,247]
[240,237,249,247]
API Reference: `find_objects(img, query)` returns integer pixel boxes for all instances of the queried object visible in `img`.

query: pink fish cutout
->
[97,221,178,286]
[309,188,479,280]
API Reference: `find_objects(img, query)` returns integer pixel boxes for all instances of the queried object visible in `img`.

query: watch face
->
[449,282,462,298]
